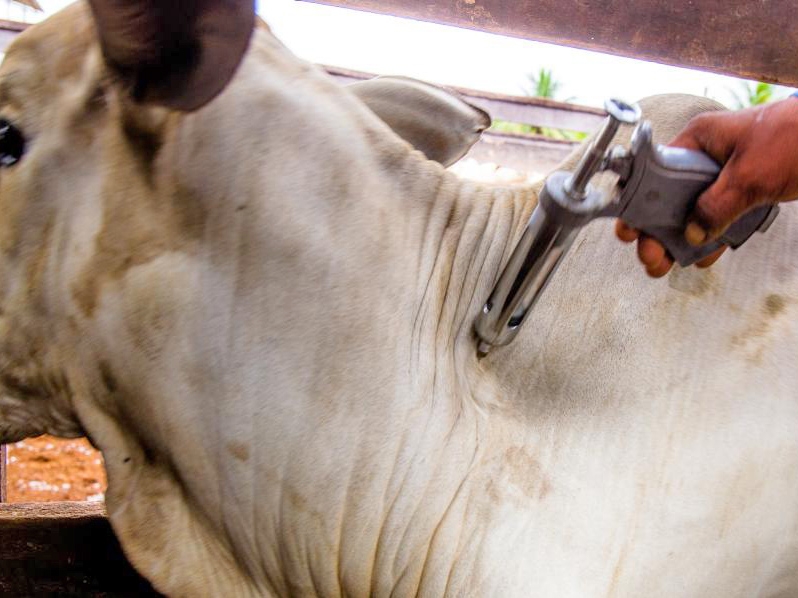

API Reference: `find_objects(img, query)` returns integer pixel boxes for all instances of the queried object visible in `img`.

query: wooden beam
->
[0,502,162,596]
[461,130,575,175]
[301,0,798,87]
[325,65,606,132]
[325,65,582,173]
[0,19,29,32]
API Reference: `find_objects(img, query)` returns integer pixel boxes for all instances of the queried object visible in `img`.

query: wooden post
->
[0,502,163,596]
[0,444,6,503]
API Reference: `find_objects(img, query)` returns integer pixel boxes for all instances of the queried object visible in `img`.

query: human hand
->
[616,95,798,277]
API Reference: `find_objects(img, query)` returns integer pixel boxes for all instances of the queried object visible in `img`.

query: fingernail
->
[685,222,708,246]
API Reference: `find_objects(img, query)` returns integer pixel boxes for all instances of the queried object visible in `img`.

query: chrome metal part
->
[565,99,640,199]
[475,205,578,352]
[475,99,640,355]
[475,96,778,355]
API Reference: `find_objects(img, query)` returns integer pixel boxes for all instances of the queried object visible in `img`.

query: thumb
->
[686,169,750,245]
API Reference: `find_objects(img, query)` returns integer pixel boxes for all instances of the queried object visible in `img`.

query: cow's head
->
[0,0,256,443]
[0,0,468,454]
[0,4,497,591]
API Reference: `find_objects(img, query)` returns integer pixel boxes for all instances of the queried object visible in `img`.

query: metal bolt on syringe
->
[565,99,641,200]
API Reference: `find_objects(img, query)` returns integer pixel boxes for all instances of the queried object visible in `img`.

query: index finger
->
[669,128,703,152]
[667,110,750,165]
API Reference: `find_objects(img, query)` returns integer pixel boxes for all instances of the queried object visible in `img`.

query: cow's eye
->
[0,120,25,167]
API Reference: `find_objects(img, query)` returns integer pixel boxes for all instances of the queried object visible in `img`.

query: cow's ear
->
[87,0,255,112]
[348,77,490,167]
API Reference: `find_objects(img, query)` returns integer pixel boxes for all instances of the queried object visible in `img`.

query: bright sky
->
[21,0,797,110]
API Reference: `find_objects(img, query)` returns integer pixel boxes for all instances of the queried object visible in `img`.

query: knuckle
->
[727,165,765,209]
[686,112,716,135]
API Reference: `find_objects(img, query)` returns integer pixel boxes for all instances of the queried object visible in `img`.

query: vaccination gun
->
[475,99,780,355]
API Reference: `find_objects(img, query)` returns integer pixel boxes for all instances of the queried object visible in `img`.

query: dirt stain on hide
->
[764,294,786,317]
[667,267,718,298]
[730,293,792,364]
[72,170,206,317]
[226,441,250,463]
[487,447,552,504]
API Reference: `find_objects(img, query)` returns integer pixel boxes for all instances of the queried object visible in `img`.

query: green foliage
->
[490,119,588,142]
[490,119,537,136]
[495,68,587,141]
[523,68,563,100]
[730,81,775,109]
[506,67,589,140]
[557,129,589,142]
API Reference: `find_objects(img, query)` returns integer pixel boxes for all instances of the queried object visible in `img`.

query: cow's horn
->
[86,0,256,112]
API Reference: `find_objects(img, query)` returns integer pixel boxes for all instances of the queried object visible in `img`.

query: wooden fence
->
[325,65,604,172]
[0,502,162,596]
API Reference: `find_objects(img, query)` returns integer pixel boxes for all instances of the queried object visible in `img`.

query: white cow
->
[0,3,796,597]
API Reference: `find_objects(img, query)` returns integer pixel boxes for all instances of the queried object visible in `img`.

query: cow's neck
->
[396,155,543,406]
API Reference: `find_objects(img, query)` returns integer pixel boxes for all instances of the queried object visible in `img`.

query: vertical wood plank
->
[0,444,6,503]
[0,502,164,596]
